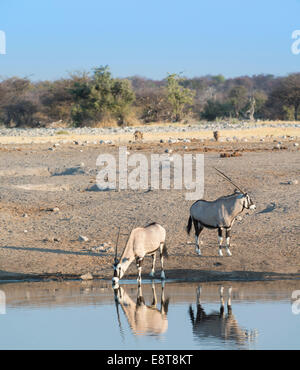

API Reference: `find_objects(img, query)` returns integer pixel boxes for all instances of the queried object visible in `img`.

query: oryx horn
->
[115,227,121,263]
[214,167,245,194]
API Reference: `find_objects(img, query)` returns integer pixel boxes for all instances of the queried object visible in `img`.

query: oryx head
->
[215,168,256,211]
[112,225,134,286]
[243,193,256,210]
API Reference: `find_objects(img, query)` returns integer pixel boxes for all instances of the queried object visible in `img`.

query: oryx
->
[187,168,256,256]
[112,222,167,287]
[189,286,257,346]
[113,283,169,336]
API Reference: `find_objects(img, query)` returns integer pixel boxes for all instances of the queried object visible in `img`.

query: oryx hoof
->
[195,248,202,256]
[160,271,166,280]
[149,270,155,277]
[218,249,223,257]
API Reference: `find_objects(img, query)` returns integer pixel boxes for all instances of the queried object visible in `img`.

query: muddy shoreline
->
[1,270,300,284]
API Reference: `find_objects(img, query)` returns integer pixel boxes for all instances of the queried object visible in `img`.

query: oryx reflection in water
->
[113,282,169,336]
[189,286,257,346]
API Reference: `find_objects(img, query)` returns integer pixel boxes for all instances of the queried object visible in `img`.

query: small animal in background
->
[134,130,143,141]
[213,131,220,142]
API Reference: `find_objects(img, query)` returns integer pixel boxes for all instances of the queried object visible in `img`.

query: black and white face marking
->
[112,261,122,285]
[244,193,256,210]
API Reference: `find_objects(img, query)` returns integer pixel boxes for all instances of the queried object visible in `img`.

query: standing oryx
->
[187,168,256,256]
[112,222,167,287]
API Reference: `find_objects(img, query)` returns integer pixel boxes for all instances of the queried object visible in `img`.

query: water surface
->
[0,279,299,350]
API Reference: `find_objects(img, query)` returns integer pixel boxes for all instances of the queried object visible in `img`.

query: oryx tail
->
[187,216,193,235]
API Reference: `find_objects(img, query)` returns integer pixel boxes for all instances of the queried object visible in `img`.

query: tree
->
[166,73,195,122]
[228,86,248,118]
[201,100,232,121]
[0,77,37,126]
[3,100,37,127]
[267,74,300,120]
[39,78,79,123]
[70,66,135,126]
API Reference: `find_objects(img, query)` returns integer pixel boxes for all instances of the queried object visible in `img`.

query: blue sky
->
[0,0,300,81]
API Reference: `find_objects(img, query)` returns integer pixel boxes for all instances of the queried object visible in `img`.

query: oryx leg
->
[151,282,157,307]
[218,228,223,256]
[227,286,232,316]
[160,283,169,315]
[159,243,166,280]
[149,253,156,277]
[136,257,144,285]
[194,220,204,255]
[196,285,202,305]
[219,286,225,317]
[137,284,145,306]
[195,286,206,322]
[225,228,232,256]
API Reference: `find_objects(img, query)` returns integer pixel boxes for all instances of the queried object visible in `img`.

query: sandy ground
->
[0,126,299,282]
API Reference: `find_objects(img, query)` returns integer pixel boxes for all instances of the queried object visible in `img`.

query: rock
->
[80,272,93,280]
[165,149,172,154]
[92,242,112,253]
[294,143,299,147]
[78,235,89,242]
[22,213,28,218]
[288,180,298,185]
[46,207,60,213]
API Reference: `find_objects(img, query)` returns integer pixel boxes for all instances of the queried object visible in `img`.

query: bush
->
[201,100,232,121]
[70,66,135,126]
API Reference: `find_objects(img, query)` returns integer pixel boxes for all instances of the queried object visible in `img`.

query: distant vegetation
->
[1,65,300,127]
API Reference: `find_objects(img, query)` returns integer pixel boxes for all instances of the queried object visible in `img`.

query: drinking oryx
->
[113,283,169,336]
[187,168,256,256]
[189,286,257,346]
[112,222,167,287]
